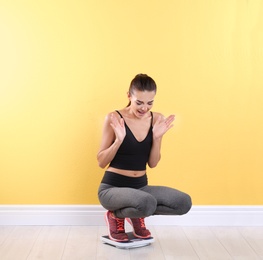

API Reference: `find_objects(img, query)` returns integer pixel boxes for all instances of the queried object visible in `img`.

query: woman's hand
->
[152,114,175,139]
[97,112,126,168]
[110,113,126,143]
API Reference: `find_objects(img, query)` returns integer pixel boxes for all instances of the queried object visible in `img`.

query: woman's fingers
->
[164,115,175,126]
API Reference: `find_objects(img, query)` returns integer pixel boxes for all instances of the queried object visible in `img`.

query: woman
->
[97,74,191,242]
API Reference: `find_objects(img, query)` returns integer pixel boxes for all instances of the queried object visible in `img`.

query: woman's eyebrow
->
[137,100,154,103]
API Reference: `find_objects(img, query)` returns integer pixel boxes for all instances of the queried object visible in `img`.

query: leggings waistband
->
[101,171,148,189]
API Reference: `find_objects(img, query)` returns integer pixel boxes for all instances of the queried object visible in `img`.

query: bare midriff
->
[107,166,146,177]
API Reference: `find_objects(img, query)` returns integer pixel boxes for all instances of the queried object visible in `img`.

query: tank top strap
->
[115,110,123,118]
[115,110,153,124]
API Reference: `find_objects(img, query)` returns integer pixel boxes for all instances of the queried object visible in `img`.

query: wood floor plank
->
[0,226,41,260]
[212,227,259,260]
[1,225,263,259]
[239,227,263,258]
[0,226,15,246]
[129,226,165,260]
[154,226,199,260]
[183,226,232,260]
[27,226,70,260]
[62,226,98,260]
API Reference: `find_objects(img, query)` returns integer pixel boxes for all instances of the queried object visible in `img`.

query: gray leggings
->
[98,183,192,219]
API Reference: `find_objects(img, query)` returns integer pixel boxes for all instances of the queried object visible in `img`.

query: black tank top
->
[109,111,153,170]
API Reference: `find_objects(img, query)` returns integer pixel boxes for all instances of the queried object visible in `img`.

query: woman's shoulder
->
[103,110,123,122]
[152,111,163,117]
[151,111,165,122]
[105,109,122,116]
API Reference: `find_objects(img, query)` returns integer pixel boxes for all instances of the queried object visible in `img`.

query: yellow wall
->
[1,0,263,205]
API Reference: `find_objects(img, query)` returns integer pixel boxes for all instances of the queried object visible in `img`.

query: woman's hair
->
[127,74,157,106]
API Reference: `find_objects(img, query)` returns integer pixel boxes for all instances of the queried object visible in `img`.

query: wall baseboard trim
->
[0,205,263,226]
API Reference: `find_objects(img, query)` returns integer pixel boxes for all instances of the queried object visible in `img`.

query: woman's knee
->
[180,193,192,215]
[138,195,157,216]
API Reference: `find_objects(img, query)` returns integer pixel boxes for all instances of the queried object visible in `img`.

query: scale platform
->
[101,232,154,249]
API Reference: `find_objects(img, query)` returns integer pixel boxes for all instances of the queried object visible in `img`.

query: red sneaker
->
[105,211,129,242]
[126,218,151,239]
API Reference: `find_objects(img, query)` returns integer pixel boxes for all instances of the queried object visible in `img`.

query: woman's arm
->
[148,136,162,168]
[97,113,126,168]
[148,113,175,168]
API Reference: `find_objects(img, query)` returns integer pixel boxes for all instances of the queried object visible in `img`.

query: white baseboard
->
[0,205,263,226]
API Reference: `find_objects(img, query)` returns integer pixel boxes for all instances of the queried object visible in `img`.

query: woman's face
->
[128,89,156,118]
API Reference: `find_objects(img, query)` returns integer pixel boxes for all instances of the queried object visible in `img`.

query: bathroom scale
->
[101,232,154,249]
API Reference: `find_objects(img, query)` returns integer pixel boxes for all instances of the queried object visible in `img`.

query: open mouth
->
[138,110,146,116]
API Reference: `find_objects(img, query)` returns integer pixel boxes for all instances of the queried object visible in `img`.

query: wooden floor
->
[0,225,263,259]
